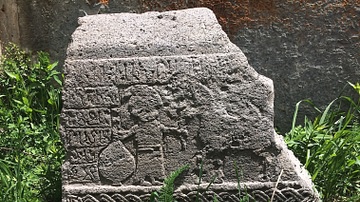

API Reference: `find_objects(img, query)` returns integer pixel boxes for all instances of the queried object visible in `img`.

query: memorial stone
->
[61,8,319,201]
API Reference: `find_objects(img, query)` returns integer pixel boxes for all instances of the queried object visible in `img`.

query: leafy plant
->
[0,44,64,202]
[151,160,254,202]
[195,160,218,202]
[285,82,360,201]
[150,164,189,202]
[234,161,250,202]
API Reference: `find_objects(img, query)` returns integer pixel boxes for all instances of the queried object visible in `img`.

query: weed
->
[234,161,250,202]
[195,160,218,202]
[285,82,360,201]
[150,164,189,202]
[0,44,64,202]
[151,161,253,202]
[270,169,283,202]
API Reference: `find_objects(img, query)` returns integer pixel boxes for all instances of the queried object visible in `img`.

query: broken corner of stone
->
[61,7,319,202]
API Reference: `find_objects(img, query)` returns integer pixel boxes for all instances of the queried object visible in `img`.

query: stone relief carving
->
[96,85,189,186]
[65,184,316,202]
[98,141,135,185]
[61,7,319,201]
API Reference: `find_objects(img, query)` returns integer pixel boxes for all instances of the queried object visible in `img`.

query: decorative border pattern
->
[64,182,318,202]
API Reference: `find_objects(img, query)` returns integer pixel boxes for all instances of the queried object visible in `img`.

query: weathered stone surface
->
[3,1,358,133]
[61,8,319,201]
[0,0,20,54]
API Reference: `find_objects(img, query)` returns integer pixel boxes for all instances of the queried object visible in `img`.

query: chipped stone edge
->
[273,131,320,198]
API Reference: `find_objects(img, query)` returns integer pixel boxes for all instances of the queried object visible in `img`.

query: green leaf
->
[355,156,360,166]
[53,75,62,86]
[13,99,23,105]
[4,70,20,81]
[158,164,189,202]
[47,98,54,105]
[47,61,58,71]
[348,81,360,95]
[149,191,159,202]
[213,194,219,202]
[22,97,29,106]
[319,99,337,126]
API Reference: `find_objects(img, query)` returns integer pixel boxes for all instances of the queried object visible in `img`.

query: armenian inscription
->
[61,8,319,201]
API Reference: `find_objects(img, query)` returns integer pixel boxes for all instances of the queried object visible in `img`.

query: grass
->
[151,161,255,202]
[285,82,360,201]
[0,44,64,202]
[234,161,250,202]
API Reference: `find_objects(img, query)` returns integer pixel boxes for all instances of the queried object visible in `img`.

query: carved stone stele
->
[61,8,319,202]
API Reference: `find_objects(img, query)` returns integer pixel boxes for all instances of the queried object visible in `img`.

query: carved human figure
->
[125,85,187,185]
[99,85,187,186]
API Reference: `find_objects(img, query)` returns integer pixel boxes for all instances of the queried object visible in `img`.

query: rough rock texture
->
[1,0,358,133]
[61,8,319,201]
[0,0,20,54]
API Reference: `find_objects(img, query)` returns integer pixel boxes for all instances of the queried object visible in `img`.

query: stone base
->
[64,182,317,202]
